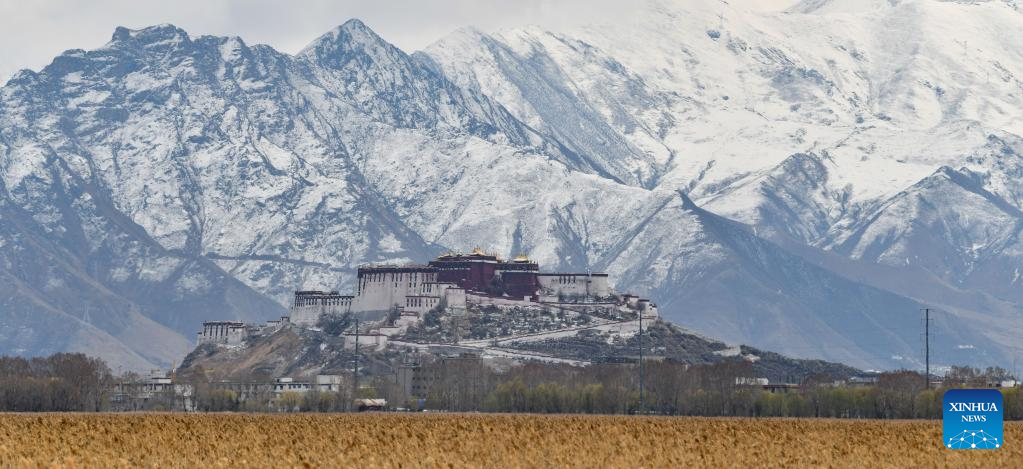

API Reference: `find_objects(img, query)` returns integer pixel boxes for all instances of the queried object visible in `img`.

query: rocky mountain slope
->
[177,315,862,385]
[2,0,1021,371]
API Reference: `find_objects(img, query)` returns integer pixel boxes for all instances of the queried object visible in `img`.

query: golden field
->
[0,414,1019,468]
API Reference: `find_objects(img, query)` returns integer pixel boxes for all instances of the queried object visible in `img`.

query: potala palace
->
[197,248,657,347]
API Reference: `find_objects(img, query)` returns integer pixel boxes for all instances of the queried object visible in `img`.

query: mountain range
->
[1,0,1021,371]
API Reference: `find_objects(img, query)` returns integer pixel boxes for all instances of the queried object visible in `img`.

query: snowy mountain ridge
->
[1,0,1020,371]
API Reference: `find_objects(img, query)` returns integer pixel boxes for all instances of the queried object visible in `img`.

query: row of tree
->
[1,352,1019,418]
[191,389,354,413]
[394,358,1023,419]
[0,353,112,411]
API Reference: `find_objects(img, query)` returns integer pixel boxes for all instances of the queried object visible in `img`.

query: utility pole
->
[353,315,360,407]
[452,314,461,345]
[923,308,932,390]
[638,310,644,413]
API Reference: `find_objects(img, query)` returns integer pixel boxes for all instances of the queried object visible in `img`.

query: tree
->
[423,308,443,328]
[946,366,984,387]
[386,305,402,325]
[0,353,112,412]
[301,391,339,412]
[202,390,239,412]
[876,371,924,419]
[276,392,302,412]
[317,311,353,336]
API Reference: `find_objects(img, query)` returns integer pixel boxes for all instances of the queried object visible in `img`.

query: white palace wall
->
[537,273,610,298]
[291,296,353,326]
[196,321,249,346]
[354,268,437,313]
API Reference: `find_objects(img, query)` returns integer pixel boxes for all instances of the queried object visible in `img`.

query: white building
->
[316,374,345,392]
[342,332,388,350]
[404,295,441,314]
[112,370,195,411]
[354,265,437,312]
[196,321,249,346]
[273,377,312,395]
[537,273,611,298]
[273,375,345,395]
[290,291,353,326]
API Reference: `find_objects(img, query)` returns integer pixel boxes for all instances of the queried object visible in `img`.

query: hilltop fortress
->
[197,248,656,346]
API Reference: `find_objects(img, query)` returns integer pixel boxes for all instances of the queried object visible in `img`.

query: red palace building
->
[429,248,540,298]
[284,248,618,320]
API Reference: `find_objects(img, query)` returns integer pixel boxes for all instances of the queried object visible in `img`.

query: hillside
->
[177,302,861,385]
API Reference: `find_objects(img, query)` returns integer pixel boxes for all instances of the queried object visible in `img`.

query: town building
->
[273,377,311,395]
[272,375,346,395]
[111,370,195,411]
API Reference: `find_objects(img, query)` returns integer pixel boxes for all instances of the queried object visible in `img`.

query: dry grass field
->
[0,413,1019,468]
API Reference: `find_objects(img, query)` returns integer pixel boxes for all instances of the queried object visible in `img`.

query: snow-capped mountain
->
[1,0,1021,371]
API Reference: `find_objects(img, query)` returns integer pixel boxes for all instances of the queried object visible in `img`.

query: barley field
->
[0,414,1018,468]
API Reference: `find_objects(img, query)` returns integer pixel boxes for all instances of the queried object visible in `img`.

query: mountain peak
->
[299,18,393,60]
[338,18,371,33]
[109,23,191,48]
[4,69,37,87]
[425,26,492,54]
[448,25,488,41]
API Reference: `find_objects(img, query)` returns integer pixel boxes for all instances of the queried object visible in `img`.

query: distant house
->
[272,375,345,395]
[846,376,879,387]
[112,370,194,411]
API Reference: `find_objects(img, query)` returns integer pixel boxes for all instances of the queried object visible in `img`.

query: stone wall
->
[537,273,610,298]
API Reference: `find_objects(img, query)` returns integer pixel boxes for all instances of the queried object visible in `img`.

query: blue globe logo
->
[947,430,1000,449]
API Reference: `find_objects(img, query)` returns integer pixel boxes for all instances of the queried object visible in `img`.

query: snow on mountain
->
[526,0,1023,193]
[421,0,1023,367]
[1,0,1021,371]
[596,191,995,369]
[830,165,1023,302]
[787,0,899,15]
[420,26,673,187]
